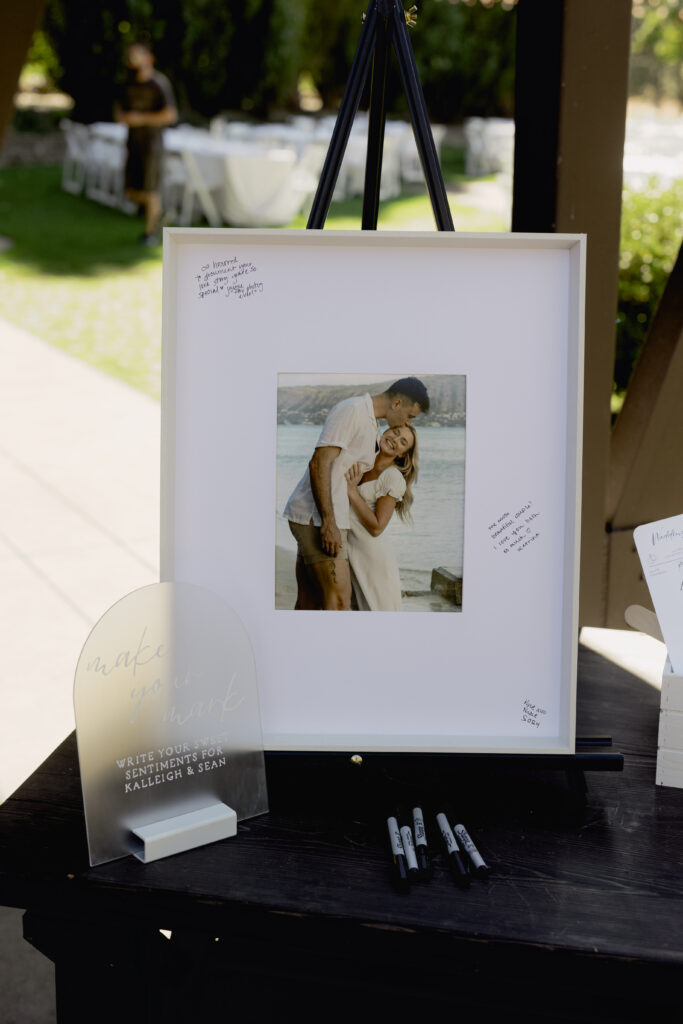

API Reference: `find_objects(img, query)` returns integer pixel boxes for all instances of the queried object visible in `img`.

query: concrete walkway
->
[0,317,160,802]
[0,316,159,1022]
[0,315,668,1021]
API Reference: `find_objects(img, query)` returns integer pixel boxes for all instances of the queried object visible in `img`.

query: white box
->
[656,658,683,788]
[661,662,683,713]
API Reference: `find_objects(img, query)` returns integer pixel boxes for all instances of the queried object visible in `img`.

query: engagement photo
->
[275,373,466,612]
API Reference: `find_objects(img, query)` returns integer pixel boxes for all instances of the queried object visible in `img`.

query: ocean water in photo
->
[276,424,466,584]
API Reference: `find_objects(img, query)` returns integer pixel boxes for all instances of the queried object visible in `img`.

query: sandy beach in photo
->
[275,546,460,612]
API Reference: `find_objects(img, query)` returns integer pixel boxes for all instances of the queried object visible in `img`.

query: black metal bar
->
[307,2,378,229]
[511,0,564,231]
[266,750,625,772]
[389,0,454,231]
[361,4,392,230]
[576,735,613,748]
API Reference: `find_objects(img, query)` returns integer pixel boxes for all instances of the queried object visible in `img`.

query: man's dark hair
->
[128,40,153,55]
[385,376,430,413]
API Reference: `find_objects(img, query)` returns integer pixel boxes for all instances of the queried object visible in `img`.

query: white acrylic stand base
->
[656,658,683,789]
[129,803,237,863]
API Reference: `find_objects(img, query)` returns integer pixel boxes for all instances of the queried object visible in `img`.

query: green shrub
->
[11,106,67,133]
[22,29,63,87]
[39,0,517,124]
[41,0,306,122]
[615,177,683,392]
[301,0,516,121]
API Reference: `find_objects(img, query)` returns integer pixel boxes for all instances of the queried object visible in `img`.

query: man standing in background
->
[115,42,177,246]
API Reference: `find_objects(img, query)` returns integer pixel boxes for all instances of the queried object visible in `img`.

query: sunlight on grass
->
[0,264,163,395]
[291,191,507,233]
[611,390,625,417]
[0,163,507,400]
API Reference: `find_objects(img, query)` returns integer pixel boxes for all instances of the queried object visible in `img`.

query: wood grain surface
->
[1,643,681,1020]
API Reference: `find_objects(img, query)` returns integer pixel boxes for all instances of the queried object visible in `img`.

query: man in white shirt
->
[284,377,430,610]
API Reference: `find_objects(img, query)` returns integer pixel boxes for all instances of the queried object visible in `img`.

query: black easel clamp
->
[307,0,454,231]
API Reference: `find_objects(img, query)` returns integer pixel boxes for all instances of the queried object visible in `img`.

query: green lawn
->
[0,157,507,399]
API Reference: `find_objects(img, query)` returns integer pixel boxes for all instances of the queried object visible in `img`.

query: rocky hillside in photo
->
[277,375,466,427]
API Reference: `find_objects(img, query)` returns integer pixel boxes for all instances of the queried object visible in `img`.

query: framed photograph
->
[161,229,585,754]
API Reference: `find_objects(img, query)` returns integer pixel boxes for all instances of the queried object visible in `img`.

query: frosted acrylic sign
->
[74,582,268,866]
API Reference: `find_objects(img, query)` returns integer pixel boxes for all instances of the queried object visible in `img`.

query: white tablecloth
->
[75,118,442,225]
[165,129,321,226]
[85,123,322,226]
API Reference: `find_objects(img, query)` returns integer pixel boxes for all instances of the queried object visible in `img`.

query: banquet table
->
[67,116,438,226]
[1,637,682,1022]
[75,123,326,227]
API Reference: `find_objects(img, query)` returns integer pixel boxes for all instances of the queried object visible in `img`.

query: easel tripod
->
[307,0,454,231]
[304,2,622,785]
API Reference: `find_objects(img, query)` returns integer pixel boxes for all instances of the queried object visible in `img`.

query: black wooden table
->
[1,641,682,1023]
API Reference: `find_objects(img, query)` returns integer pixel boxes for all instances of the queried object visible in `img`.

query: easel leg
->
[307,2,378,228]
[390,1,454,230]
[308,0,453,232]
[362,10,392,230]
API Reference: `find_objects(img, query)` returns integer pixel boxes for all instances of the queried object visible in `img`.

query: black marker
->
[400,823,420,882]
[387,816,410,893]
[454,824,490,879]
[412,806,432,880]
[436,812,470,888]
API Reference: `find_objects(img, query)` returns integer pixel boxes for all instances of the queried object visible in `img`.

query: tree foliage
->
[40,0,517,123]
[41,0,306,122]
[299,0,516,120]
[33,0,683,123]
[615,177,683,392]
[403,0,516,121]
[630,1,683,105]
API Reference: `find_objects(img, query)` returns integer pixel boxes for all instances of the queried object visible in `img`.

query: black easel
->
[302,1,622,785]
[307,0,454,231]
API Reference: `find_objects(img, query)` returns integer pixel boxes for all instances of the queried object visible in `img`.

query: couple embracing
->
[284,378,430,611]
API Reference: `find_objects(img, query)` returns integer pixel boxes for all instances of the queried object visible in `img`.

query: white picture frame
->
[161,228,585,755]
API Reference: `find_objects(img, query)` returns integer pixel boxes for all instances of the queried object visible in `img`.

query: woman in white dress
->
[344,424,419,611]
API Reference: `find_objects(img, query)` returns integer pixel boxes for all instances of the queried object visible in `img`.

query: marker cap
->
[454,823,490,878]
[386,816,410,893]
[400,824,419,877]
[436,812,470,889]
[412,806,432,880]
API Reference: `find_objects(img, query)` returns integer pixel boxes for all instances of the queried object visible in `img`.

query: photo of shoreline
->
[275,374,466,612]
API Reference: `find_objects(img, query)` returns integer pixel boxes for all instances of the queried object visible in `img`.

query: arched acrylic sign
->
[74,582,268,866]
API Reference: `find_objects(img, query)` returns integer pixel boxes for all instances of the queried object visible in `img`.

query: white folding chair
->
[464,118,486,176]
[399,123,447,186]
[161,151,188,222]
[343,130,402,201]
[178,149,223,227]
[482,119,515,176]
[85,126,129,209]
[60,120,90,195]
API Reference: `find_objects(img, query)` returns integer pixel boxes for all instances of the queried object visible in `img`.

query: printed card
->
[634,513,683,674]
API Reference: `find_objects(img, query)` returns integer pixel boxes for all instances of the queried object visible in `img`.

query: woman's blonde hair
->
[392,425,418,523]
